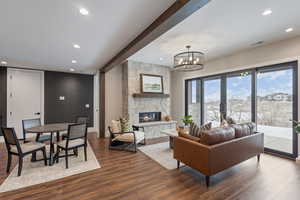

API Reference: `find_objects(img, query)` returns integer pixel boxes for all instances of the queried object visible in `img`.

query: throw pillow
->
[120,118,133,132]
[111,120,121,133]
[226,117,236,124]
[179,130,200,142]
[220,119,229,127]
[190,122,212,138]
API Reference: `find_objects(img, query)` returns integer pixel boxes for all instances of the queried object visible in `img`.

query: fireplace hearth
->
[139,112,161,123]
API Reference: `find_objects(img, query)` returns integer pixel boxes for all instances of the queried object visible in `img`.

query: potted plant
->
[293,121,300,160]
[182,115,193,130]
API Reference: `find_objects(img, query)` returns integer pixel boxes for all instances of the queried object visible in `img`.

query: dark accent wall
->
[45,71,94,127]
[0,67,7,136]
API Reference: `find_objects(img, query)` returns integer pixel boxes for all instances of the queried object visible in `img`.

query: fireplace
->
[139,112,161,123]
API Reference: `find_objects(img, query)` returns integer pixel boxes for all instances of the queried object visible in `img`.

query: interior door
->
[7,69,43,139]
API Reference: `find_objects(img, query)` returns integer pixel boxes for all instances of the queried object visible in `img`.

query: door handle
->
[34,112,41,115]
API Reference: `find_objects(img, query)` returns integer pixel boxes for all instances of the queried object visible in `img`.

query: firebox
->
[139,112,161,123]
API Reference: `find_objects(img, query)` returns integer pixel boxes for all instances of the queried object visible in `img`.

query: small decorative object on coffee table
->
[161,129,178,149]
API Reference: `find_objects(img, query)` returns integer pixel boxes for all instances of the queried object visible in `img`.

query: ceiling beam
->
[100,0,211,72]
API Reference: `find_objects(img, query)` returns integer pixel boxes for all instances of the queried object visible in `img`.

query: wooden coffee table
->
[161,129,178,149]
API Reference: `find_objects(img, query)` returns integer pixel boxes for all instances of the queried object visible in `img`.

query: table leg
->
[49,132,54,166]
[169,136,174,149]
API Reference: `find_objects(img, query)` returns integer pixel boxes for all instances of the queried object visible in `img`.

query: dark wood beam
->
[99,71,106,138]
[100,0,211,72]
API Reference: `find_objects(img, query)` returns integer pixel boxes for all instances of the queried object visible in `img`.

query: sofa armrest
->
[173,136,211,175]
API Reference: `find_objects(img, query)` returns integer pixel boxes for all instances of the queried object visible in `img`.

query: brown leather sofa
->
[173,126,264,187]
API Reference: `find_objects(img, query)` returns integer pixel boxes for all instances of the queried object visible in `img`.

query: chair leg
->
[18,156,23,176]
[56,145,60,163]
[74,149,78,157]
[205,176,210,187]
[31,152,37,162]
[42,148,47,166]
[134,142,137,152]
[177,160,180,169]
[65,150,69,169]
[84,146,87,161]
[7,153,12,173]
[257,154,261,162]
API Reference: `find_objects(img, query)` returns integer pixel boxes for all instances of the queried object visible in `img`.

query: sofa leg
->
[257,154,261,162]
[205,176,210,187]
[177,160,180,169]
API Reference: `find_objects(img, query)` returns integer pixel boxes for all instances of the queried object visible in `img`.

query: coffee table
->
[160,129,178,149]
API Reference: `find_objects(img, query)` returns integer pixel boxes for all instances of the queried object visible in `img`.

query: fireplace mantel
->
[132,93,170,98]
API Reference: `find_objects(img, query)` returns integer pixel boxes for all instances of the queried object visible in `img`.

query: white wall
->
[171,36,300,122]
[105,64,123,137]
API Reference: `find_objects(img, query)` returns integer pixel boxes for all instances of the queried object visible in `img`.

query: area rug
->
[138,142,184,170]
[0,142,100,193]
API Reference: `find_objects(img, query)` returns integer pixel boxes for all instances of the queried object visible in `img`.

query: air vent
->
[251,41,264,46]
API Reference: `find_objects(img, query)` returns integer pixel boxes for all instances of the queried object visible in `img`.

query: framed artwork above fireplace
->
[140,74,163,93]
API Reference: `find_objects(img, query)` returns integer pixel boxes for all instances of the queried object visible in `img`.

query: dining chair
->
[1,127,47,176]
[62,116,89,141]
[75,116,89,125]
[22,118,51,143]
[56,123,88,169]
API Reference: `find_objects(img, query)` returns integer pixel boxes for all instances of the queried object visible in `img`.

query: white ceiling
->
[130,0,300,67]
[0,0,175,73]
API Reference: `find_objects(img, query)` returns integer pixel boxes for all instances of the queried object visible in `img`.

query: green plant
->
[293,120,300,133]
[182,115,193,126]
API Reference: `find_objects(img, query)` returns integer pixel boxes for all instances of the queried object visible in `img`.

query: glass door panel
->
[203,78,221,127]
[227,72,252,123]
[257,69,293,154]
[187,80,201,126]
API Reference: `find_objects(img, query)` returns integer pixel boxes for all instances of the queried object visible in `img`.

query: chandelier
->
[173,45,205,72]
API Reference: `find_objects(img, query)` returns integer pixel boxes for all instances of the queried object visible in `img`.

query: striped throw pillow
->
[190,122,212,138]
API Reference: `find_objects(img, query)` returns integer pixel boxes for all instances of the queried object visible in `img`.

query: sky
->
[191,69,293,102]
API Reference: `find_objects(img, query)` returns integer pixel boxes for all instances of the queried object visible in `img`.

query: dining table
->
[26,123,72,166]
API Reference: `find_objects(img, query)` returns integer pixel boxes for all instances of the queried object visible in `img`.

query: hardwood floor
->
[0,133,300,200]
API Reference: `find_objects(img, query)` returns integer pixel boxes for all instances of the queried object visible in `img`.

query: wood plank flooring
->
[0,133,300,200]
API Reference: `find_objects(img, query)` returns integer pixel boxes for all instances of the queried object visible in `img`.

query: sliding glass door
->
[226,72,252,123]
[203,77,221,126]
[257,68,295,154]
[186,80,201,126]
[185,61,298,159]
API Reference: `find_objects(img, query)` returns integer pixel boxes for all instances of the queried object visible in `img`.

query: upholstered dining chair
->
[1,127,47,176]
[62,116,89,140]
[22,118,51,143]
[108,121,146,153]
[56,123,88,169]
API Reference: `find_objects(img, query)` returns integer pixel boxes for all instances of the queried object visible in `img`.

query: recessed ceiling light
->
[70,68,75,72]
[1,61,7,65]
[73,44,80,49]
[262,9,272,16]
[159,58,163,61]
[285,28,293,33]
[72,60,77,64]
[79,8,89,16]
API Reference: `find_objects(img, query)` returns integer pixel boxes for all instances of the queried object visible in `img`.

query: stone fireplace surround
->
[122,60,177,139]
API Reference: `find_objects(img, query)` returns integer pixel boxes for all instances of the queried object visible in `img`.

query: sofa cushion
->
[178,130,201,142]
[231,122,256,138]
[190,122,212,138]
[200,127,235,145]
